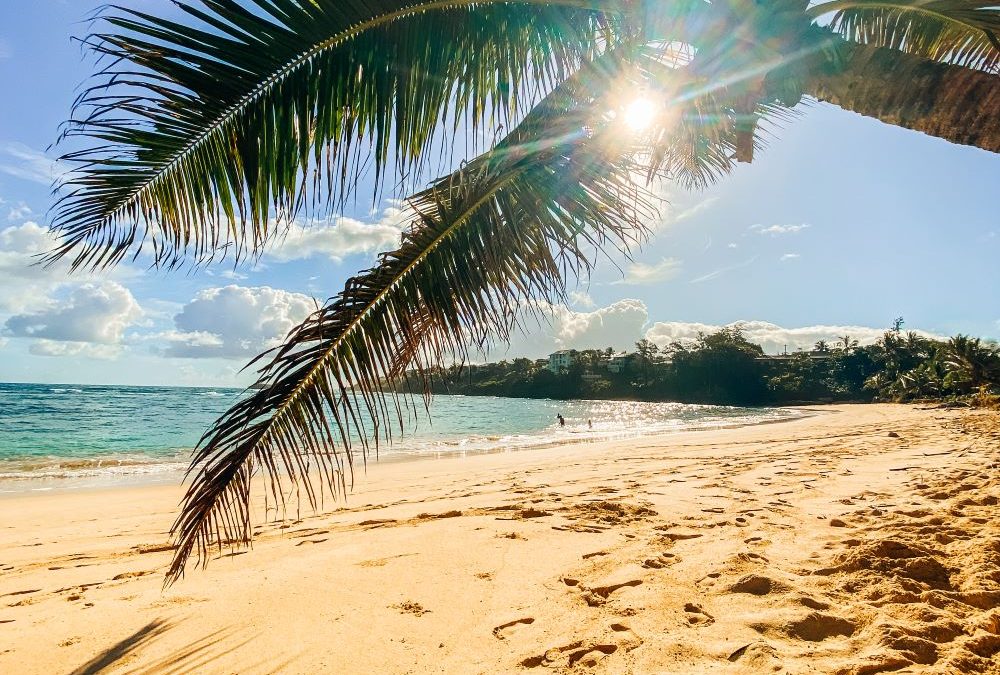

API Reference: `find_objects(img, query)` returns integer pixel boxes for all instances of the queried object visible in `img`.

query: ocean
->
[0,382,802,491]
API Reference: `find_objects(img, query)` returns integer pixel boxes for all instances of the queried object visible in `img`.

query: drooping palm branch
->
[165,51,665,581]
[49,0,630,270]
[812,0,1000,71]
[48,0,999,580]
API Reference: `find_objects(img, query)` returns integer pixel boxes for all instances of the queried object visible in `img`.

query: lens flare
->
[623,97,656,132]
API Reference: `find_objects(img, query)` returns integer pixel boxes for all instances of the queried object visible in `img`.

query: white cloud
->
[0,143,63,186]
[161,285,315,358]
[660,194,719,226]
[28,340,121,360]
[503,298,649,358]
[0,220,141,315]
[4,281,142,345]
[645,319,945,355]
[0,221,68,313]
[615,257,682,285]
[266,204,409,263]
[780,253,800,261]
[727,242,738,249]
[751,223,811,236]
[5,202,31,221]
[0,39,10,59]
[138,329,224,348]
[690,256,757,284]
[568,290,595,309]
[205,268,249,281]
[552,299,648,350]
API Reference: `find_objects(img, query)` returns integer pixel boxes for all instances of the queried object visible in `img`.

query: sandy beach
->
[1,404,998,674]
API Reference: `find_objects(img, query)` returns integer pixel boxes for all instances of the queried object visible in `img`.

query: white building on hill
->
[547,350,575,373]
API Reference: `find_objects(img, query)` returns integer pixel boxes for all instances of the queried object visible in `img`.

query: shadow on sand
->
[67,620,173,675]
[66,618,261,675]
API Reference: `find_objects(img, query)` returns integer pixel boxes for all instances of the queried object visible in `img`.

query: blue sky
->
[0,1,998,386]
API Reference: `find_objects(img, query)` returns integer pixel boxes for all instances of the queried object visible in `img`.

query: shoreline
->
[0,403,815,497]
[2,404,998,674]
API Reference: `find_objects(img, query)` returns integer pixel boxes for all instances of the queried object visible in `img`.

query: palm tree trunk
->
[806,43,1000,153]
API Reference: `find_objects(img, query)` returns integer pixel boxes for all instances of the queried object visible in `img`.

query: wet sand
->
[1,404,998,674]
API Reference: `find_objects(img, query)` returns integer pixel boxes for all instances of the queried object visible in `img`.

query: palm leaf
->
[810,1,1000,72]
[49,0,629,271]
[166,59,658,582]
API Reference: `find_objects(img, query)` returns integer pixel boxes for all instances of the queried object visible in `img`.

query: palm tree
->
[837,335,859,352]
[942,335,1000,393]
[46,0,999,580]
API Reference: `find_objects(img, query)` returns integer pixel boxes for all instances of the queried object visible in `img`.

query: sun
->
[622,97,656,132]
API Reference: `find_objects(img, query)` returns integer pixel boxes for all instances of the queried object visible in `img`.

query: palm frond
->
[810,1,1000,72]
[166,60,658,582]
[49,0,629,271]
[638,50,801,187]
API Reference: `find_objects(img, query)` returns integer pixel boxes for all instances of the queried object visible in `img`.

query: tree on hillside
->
[837,335,860,352]
[668,328,766,404]
[47,0,1000,578]
[942,335,1000,394]
[634,338,660,387]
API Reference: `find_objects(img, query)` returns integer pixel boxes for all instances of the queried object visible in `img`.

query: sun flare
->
[623,97,656,132]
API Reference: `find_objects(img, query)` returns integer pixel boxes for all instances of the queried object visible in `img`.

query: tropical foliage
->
[47,0,1000,579]
[413,328,1000,406]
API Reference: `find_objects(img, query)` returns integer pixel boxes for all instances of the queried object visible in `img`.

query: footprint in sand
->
[641,553,677,569]
[727,574,789,596]
[684,603,715,626]
[492,617,534,640]
[521,641,620,669]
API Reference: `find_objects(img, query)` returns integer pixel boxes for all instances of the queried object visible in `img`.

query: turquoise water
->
[0,382,801,489]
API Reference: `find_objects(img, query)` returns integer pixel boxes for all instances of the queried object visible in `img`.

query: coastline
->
[0,401,810,497]
[1,404,998,674]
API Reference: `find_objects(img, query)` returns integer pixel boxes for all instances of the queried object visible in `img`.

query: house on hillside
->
[547,350,575,373]
[607,351,633,374]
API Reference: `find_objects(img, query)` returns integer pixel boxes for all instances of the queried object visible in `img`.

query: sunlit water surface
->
[0,383,804,491]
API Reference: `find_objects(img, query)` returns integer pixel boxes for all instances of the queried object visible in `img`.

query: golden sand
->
[1,404,998,674]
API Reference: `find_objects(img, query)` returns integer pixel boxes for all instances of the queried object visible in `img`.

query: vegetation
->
[405,327,1000,406]
[47,0,1000,579]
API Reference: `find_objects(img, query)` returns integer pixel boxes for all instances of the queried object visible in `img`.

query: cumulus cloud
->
[4,281,142,345]
[751,223,811,236]
[568,290,596,308]
[266,204,409,263]
[645,319,945,355]
[0,220,138,322]
[502,298,650,358]
[0,221,78,312]
[552,299,648,350]
[161,285,315,358]
[614,257,682,285]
